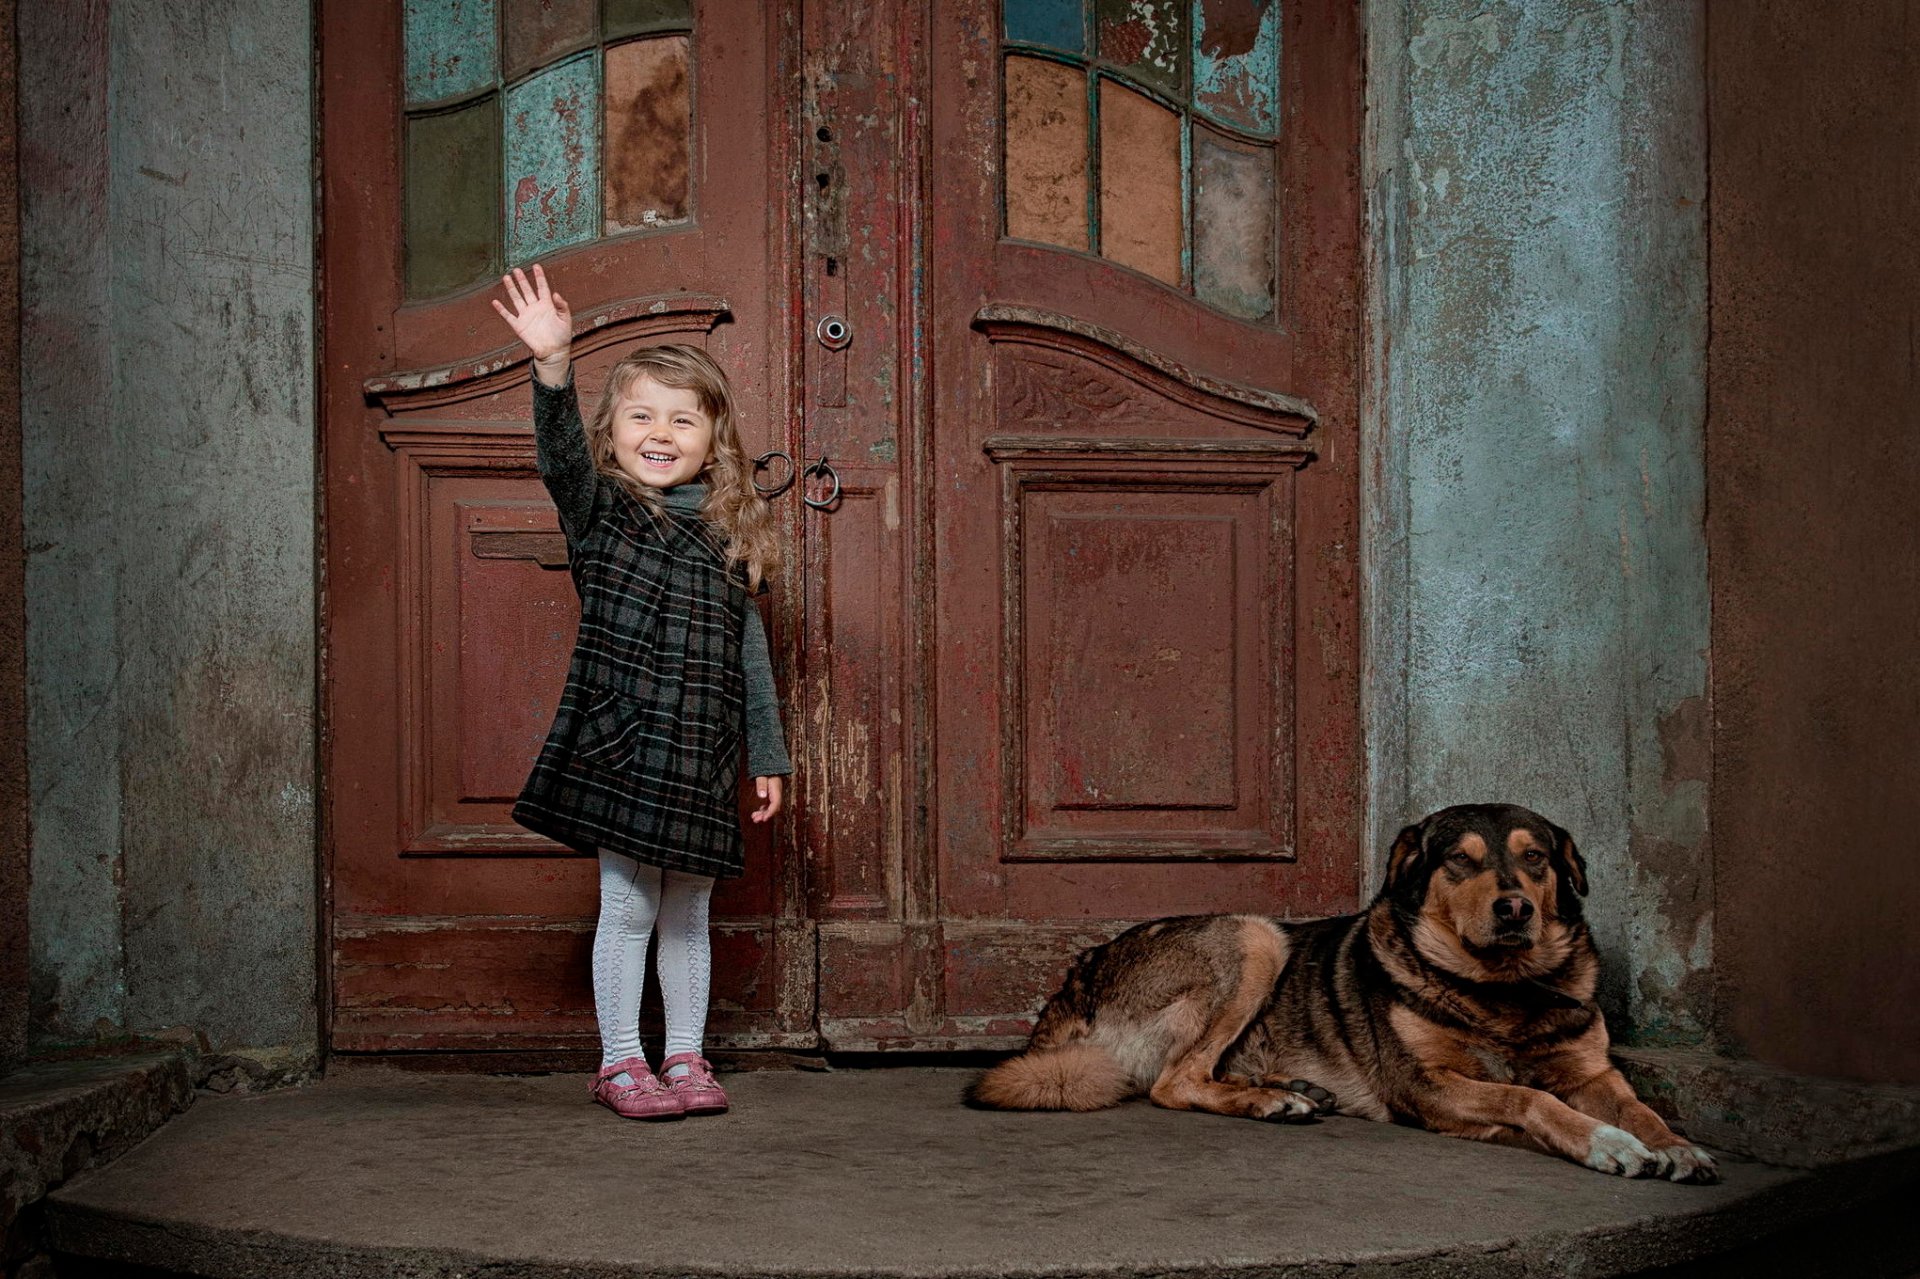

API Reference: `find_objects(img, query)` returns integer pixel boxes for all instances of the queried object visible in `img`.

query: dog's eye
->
[1445,850,1473,867]
[1522,849,1547,865]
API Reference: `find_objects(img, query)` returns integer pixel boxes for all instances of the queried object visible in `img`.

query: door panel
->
[323,0,1360,1057]
[323,0,812,1053]
[888,0,1364,1048]
[796,0,938,1044]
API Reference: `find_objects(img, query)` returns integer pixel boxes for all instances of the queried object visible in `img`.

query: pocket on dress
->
[705,723,743,791]
[572,687,641,771]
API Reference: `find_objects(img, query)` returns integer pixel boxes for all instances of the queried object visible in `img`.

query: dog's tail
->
[963,1042,1131,1112]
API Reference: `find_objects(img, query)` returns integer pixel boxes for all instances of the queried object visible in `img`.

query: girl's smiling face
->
[610,373,714,489]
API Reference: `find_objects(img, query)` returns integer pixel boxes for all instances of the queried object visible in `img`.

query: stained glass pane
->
[405,0,499,106]
[504,0,597,83]
[1004,57,1090,250]
[504,54,602,264]
[1193,128,1274,319]
[1097,0,1186,96]
[1193,0,1278,136]
[604,0,691,40]
[604,36,693,233]
[1004,0,1085,51]
[1098,80,1182,284]
[406,98,501,297]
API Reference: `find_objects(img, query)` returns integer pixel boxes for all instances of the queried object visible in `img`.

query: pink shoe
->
[590,1057,684,1120]
[660,1052,729,1115]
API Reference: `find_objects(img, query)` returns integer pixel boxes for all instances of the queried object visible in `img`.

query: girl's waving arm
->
[494,265,597,539]
[493,263,573,386]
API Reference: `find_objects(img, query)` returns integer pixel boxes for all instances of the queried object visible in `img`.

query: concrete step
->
[0,1050,195,1274]
[43,1066,1920,1279]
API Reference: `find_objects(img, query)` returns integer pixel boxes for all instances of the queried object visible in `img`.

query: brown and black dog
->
[967,803,1718,1183]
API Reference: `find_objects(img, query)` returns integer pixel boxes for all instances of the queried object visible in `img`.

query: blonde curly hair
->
[583,344,782,591]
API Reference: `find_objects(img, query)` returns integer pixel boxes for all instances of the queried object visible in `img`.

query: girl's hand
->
[491,264,573,383]
[750,776,784,824]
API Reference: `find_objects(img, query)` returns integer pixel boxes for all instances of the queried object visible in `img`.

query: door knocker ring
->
[802,456,842,510]
[752,450,796,500]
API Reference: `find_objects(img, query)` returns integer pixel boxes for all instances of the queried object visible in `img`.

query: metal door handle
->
[753,450,796,499]
[752,451,841,510]
[802,456,842,509]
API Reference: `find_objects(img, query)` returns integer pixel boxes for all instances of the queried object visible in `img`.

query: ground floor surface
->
[41,1065,1920,1278]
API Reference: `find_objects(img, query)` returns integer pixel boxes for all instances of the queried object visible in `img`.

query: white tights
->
[592,852,714,1076]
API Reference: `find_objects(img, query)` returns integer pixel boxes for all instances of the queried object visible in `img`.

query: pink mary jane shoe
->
[660,1052,730,1116]
[590,1057,684,1120]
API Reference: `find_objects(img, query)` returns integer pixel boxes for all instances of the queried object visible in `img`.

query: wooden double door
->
[323,0,1361,1056]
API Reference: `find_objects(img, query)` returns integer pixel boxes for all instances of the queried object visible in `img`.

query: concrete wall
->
[1707,1,1920,1085]
[0,0,25,1071]
[22,0,119,1042]
[1365,0,1711,1041]
[21,0,318,1060]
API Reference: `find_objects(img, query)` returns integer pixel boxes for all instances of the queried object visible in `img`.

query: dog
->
[966,803,1718,1183]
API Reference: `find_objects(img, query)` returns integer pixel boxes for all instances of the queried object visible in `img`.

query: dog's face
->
[1384,804,1589,978]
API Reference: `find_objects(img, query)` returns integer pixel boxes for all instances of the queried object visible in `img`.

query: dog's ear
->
[1383,822,1427,893]
[1548,821,1588,898]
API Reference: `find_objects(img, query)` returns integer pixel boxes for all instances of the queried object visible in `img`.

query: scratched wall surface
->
[22,0,317,1056]
[0,0,25,1067]
[1365,0,1710,1041]
[21,0,121,1045]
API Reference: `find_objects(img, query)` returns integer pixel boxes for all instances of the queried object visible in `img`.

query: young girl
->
[494,264,790,1121]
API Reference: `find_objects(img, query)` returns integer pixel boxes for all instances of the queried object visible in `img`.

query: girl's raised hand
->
[491,264,573,365]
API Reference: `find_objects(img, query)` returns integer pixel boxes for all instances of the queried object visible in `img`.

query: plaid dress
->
[511,378,752,878]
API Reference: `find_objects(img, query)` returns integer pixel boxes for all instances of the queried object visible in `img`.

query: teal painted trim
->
[1087,67,1102,255]
[1180,111,1193,287]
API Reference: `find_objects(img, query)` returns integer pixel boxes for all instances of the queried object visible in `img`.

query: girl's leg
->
[655,868,716,1076]
[593,851,663,1084]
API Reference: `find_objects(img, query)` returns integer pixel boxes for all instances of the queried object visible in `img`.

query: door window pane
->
[604,0,691,40]
[402,2,698,298]
[1098,80,1183,285]
[1005,0,1086,52]
[406,98,501,298]
[1001,0,1280,319]
[604,36,693,233]
[1193,0,1279,136]
[405,0,499,106]
[1096,0,1186,96]
[504,0,597,83]
[504,54,602,264]
[1005,56,1090,251]
[1193,126,1274,319]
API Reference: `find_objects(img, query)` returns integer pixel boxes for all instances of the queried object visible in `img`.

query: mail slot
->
[469,529,569,568]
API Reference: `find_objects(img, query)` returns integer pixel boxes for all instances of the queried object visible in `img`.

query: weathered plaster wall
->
[1366,0,1710,1040]
[22,0,318,1057]
[1708,1,1920,1085]
[0,0,26,1069]
[22,0,121,1042]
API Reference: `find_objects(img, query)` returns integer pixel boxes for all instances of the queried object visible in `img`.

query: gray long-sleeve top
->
[533,373,793,778]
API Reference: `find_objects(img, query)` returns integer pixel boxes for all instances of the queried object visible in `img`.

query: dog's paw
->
[1582,1124,1664,1177]
[1249,1089,1322,1123]
[1657,1143,1720,1184]
[1281,1078,1338,1114]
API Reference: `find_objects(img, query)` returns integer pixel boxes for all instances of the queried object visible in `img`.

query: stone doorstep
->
[1615,1048,1920,1168]
[0,1051,195,1270]
[39,1066,1920,1279]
